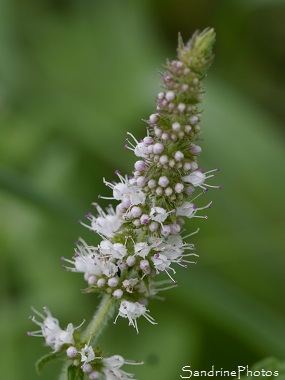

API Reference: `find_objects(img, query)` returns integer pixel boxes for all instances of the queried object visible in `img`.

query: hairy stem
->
[82,294,115,344]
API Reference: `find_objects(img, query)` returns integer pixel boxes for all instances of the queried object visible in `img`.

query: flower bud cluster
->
[60,28,219,333]
[28,307,141,379]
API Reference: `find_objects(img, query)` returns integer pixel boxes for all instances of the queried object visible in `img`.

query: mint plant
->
[28,28,219,380]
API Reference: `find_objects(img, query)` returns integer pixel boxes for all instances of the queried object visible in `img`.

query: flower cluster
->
[28,28,218,380]
[28,307,141,379]
[61,28,219,332]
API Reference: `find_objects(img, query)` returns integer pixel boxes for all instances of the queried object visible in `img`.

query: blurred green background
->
[1,1,285,379]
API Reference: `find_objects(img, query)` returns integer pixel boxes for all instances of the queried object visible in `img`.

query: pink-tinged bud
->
[153,143,164,154]
[140,259,150,273]
[172,122,181,132]
[149,221,159,231]
[133,219,141,227]
[174,151,184,161]
[126,256,136,266]
[88,276,97,285]
[158,176,169,188]
[136,176,146,187]
[156,187,163,196]
[178,103,186,112]
[190,144,202,155]
[161,225,171,236]
[176,60,183,68]
[174,183,184,193]
[131,206,142,218]
[89,371,100,380]
[135,160,147,172]
[165,91,175,101]
[170,224,181,234]
[82,364,92,373]
[149,114,159,123]
[165,187,173,196]
[97,278,106,287]
[159,155,168,165]
[108,277,119,287]
[140,214,149,224]
[154,127,162,137]
[183,162,192,171]
[147,144,153,154]
[148,179,156,189]
[161,132,170,141]
[186,185,195,195]
[191,161,198,170]
[113,289,123,299]
[189,115,199,125]
[184,125,192,133]
[157,92,165,100]
[67,347,78,358]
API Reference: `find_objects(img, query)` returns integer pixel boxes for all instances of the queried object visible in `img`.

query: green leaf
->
[36,352,59,374]
[67,364,84,380]
[239,357,285,379]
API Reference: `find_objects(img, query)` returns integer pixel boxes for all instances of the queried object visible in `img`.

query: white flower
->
[176,201,212,219]
[125,132,150,159]
[81,204,123,239]
[134,242,151,258]
[176,202,196,217]
[150,207,173,223]
[81,344,95,363]
[182,168,220,190]
[100,240,127,259]
[114,300,156,333]
[28,307,75,352]
[62,239,118,280]
[102,355,143,380]
[102,172,146,206]
[151,253,171,273]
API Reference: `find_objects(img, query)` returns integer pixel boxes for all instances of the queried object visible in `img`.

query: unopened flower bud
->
[174,151,184,161]
[113,289,123,299]
[153,143,164,154]
[148,179,156,189]
[134,160,147,172]
[158,176,169,188]
[149,114,159,123]
[97,278,106,288]
[108,277,119,287]
[165,91,175,101]
[126,256,136,266]
[67,346,78,358]
[140,260,150,273]
[131,206,142,218]
[149,221,159,231]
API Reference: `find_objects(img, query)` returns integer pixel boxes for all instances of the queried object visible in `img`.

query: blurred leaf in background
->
[0,1,285,380]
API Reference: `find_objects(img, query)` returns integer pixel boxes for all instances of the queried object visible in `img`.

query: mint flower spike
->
[60,27,219,333]
[29,28,219,380]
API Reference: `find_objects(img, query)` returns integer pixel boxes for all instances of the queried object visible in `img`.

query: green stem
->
[82,294,115,344]
[59,296,115,380]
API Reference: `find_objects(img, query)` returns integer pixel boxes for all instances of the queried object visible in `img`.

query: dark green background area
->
[0,1,285,379]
